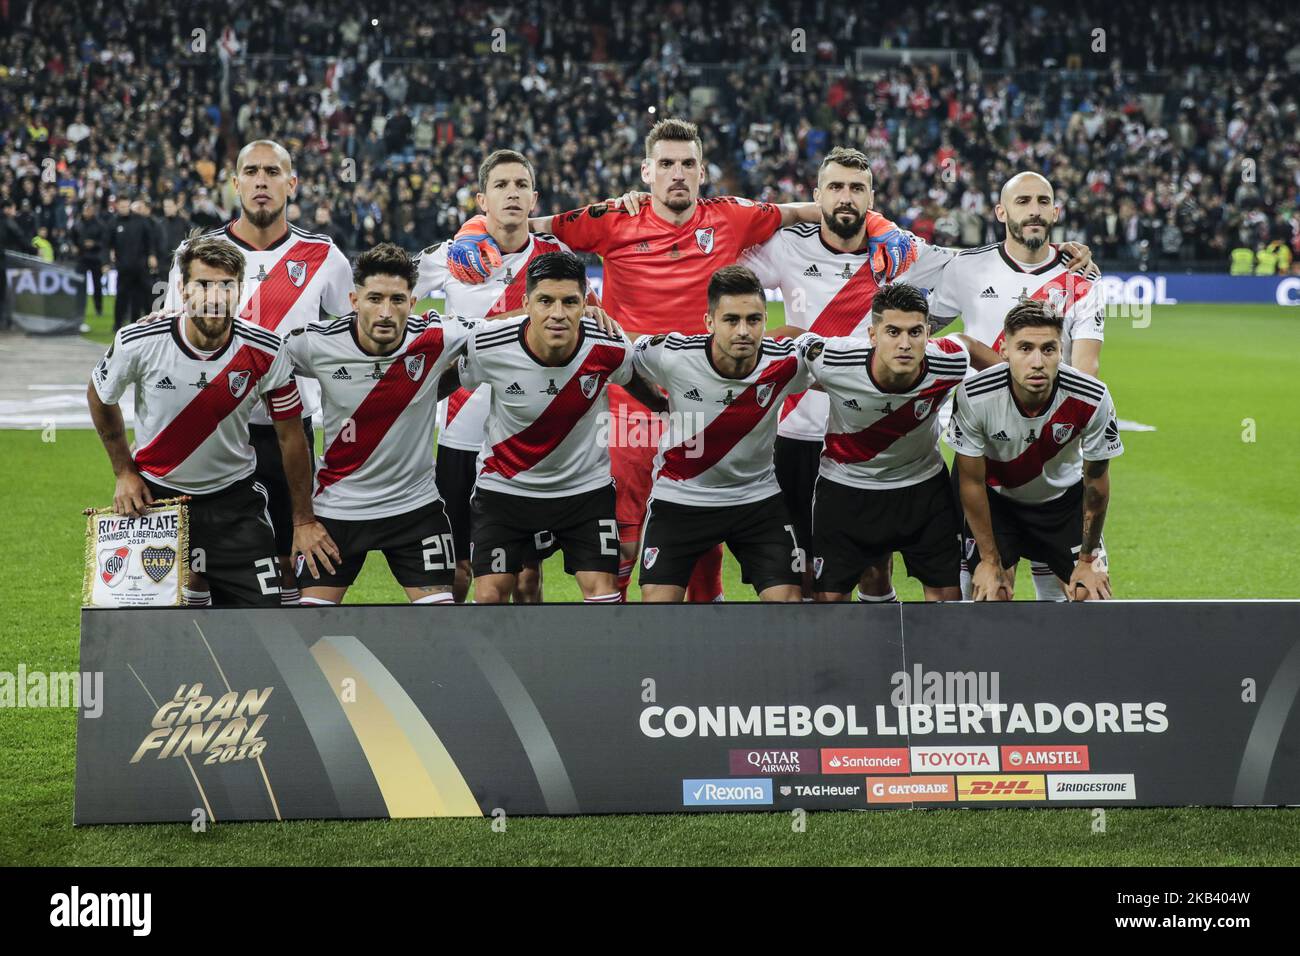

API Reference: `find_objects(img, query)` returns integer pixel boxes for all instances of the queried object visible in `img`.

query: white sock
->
[959,559,973,600]
[858,589,897,603]
[183,587,211,607]
[298,596,336,606]
[1030,564,1067,602]
[280,586,301,607]
[802,597,815,603]
[413,592,454,604]
[584,592,622,603]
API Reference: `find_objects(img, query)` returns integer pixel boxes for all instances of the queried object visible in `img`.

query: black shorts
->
[249,418,314,555]
[470,484,618,577]
[812,470,962,592]
[964,481,1084,582]
[774,435,821,557]
[297,499,456,590]
[144,476,281,608]
[639,493,802,595]
[437,445,557,566]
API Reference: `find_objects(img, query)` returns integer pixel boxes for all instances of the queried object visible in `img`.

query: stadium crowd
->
[2,0,1299,281]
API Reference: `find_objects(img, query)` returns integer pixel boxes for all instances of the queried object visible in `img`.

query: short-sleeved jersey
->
[283,309,482,520]
[549,196,782,338]
[459,315,635,497]
[741,220,956,441]
[414,231,576,451]
[926,243,1105,359]
[91,314,303,495]
[632,332,813,507]
[802,333,970,489]
[163,219,354,426]
[946,363,1123,504]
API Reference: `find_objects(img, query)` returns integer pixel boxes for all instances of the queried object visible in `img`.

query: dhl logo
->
[956,774,1047,801]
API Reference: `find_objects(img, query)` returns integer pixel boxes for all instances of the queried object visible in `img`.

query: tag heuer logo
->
[755,382,775,408]
[694,227,715,254]
[99,546,130,587]
[286,259,308,287]
[914,397,933,419]
[505,382,525,395]
[683,387,702,402]
[1052,423,1075,444]
[155,376,175,389]
[803,264,821,277]
[979,286,998,298]
[991,430,1011,441]
[141,545,176,583]
[405,354,426,381]
[843,398,860,410]
[780,786,792,796]
[579,373,600,399]
[332,366,351,380]
[228,370,252,399]
[642,546,659,569]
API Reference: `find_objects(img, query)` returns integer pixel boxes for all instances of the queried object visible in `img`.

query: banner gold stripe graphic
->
[310,636,482,818]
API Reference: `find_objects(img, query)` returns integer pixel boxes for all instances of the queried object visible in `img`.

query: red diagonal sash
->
[240,240,332,331]
[660,356,801,481]
[134,344,275,476]
[822,377,961,464]
[991,272,1093,350]
[479,343,625,479]
[781,260,878,421]
[315,327,447,494]
[984,396,1096,489]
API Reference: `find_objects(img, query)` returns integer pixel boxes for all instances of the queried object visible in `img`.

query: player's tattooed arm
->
[87,384,153,517]
[1070,459,1112,601]
[625,370,669,414]
[436,364,462,401]
[273,416,341,579]
[956,453,1013,601]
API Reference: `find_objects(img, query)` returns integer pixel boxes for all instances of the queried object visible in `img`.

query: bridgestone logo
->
[1057,782,1126,792]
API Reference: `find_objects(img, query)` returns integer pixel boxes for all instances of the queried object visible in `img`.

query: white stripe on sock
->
[858,589,897,603]
[298,596,336,606]
[584,593,623,603]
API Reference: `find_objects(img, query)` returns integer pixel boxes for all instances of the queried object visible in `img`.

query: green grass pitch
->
[1,300,1297,864]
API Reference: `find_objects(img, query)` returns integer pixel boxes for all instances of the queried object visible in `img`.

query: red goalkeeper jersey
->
[549,196,783,338]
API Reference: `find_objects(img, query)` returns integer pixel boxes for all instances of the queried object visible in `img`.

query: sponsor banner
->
[75,602,1300,822]
[683,778,773,807]
[957,774,1047,802]
[867,775,956,804]
[729,748,818,775]
[910,745,999,773]
[1001,745,1090,772]
[1047,774,1137,801]
[5,250,88,334]
[822,747,910,774]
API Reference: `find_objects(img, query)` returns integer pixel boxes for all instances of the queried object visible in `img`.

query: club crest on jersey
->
[99,546,130,587]
[228,370,252,399]
[141,545,176,583]
[405,354,426,381]
[579,373,600,399]
[694,227,715,254]
[643,547,659,569]
[914,397,934,420]
[755,382,775,408]
[286,259,308,288]
[1052,423,1075,444]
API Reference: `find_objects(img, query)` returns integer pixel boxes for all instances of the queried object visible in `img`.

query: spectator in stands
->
[107,195,158,332]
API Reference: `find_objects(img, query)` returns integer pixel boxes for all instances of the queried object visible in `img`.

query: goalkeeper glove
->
[446,215,502,285]
[866,212,918,283]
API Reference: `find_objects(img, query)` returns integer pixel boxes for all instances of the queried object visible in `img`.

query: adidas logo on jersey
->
[991,430,1010,441]
[636,240,651,253]
[332,366,351,380]
[505,382,525,395]
[154,376,176,390]
[980,286,998,298]
[683,388,702,402]
[803,264,821,277]
[842,398,861,409]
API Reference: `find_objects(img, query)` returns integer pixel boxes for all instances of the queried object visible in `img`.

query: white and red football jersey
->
[414,232,577,452]
[803,333,970,489]
[632,333,814,507]
[91,314,303,495]
[740,222,955,441]
[927,243,1105,358]
[163,219,355,425]
[945,363,1123,504]
[284,309,483,520]
[458,315,635,497]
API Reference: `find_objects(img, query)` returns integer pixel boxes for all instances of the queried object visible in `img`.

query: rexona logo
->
[822,747,910,774]
[910,745,999,773]
[957,774,1047,801]
[1047,774,1136,801]
[867,775,956,804]
[729,748,817,775]
[1001,745,1089,772]
[683,778,773,807]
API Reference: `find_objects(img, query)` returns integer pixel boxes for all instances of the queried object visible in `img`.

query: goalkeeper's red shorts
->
[608,383,659,543]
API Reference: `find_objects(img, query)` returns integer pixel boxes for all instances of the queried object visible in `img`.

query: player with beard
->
[160,140,354,607]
